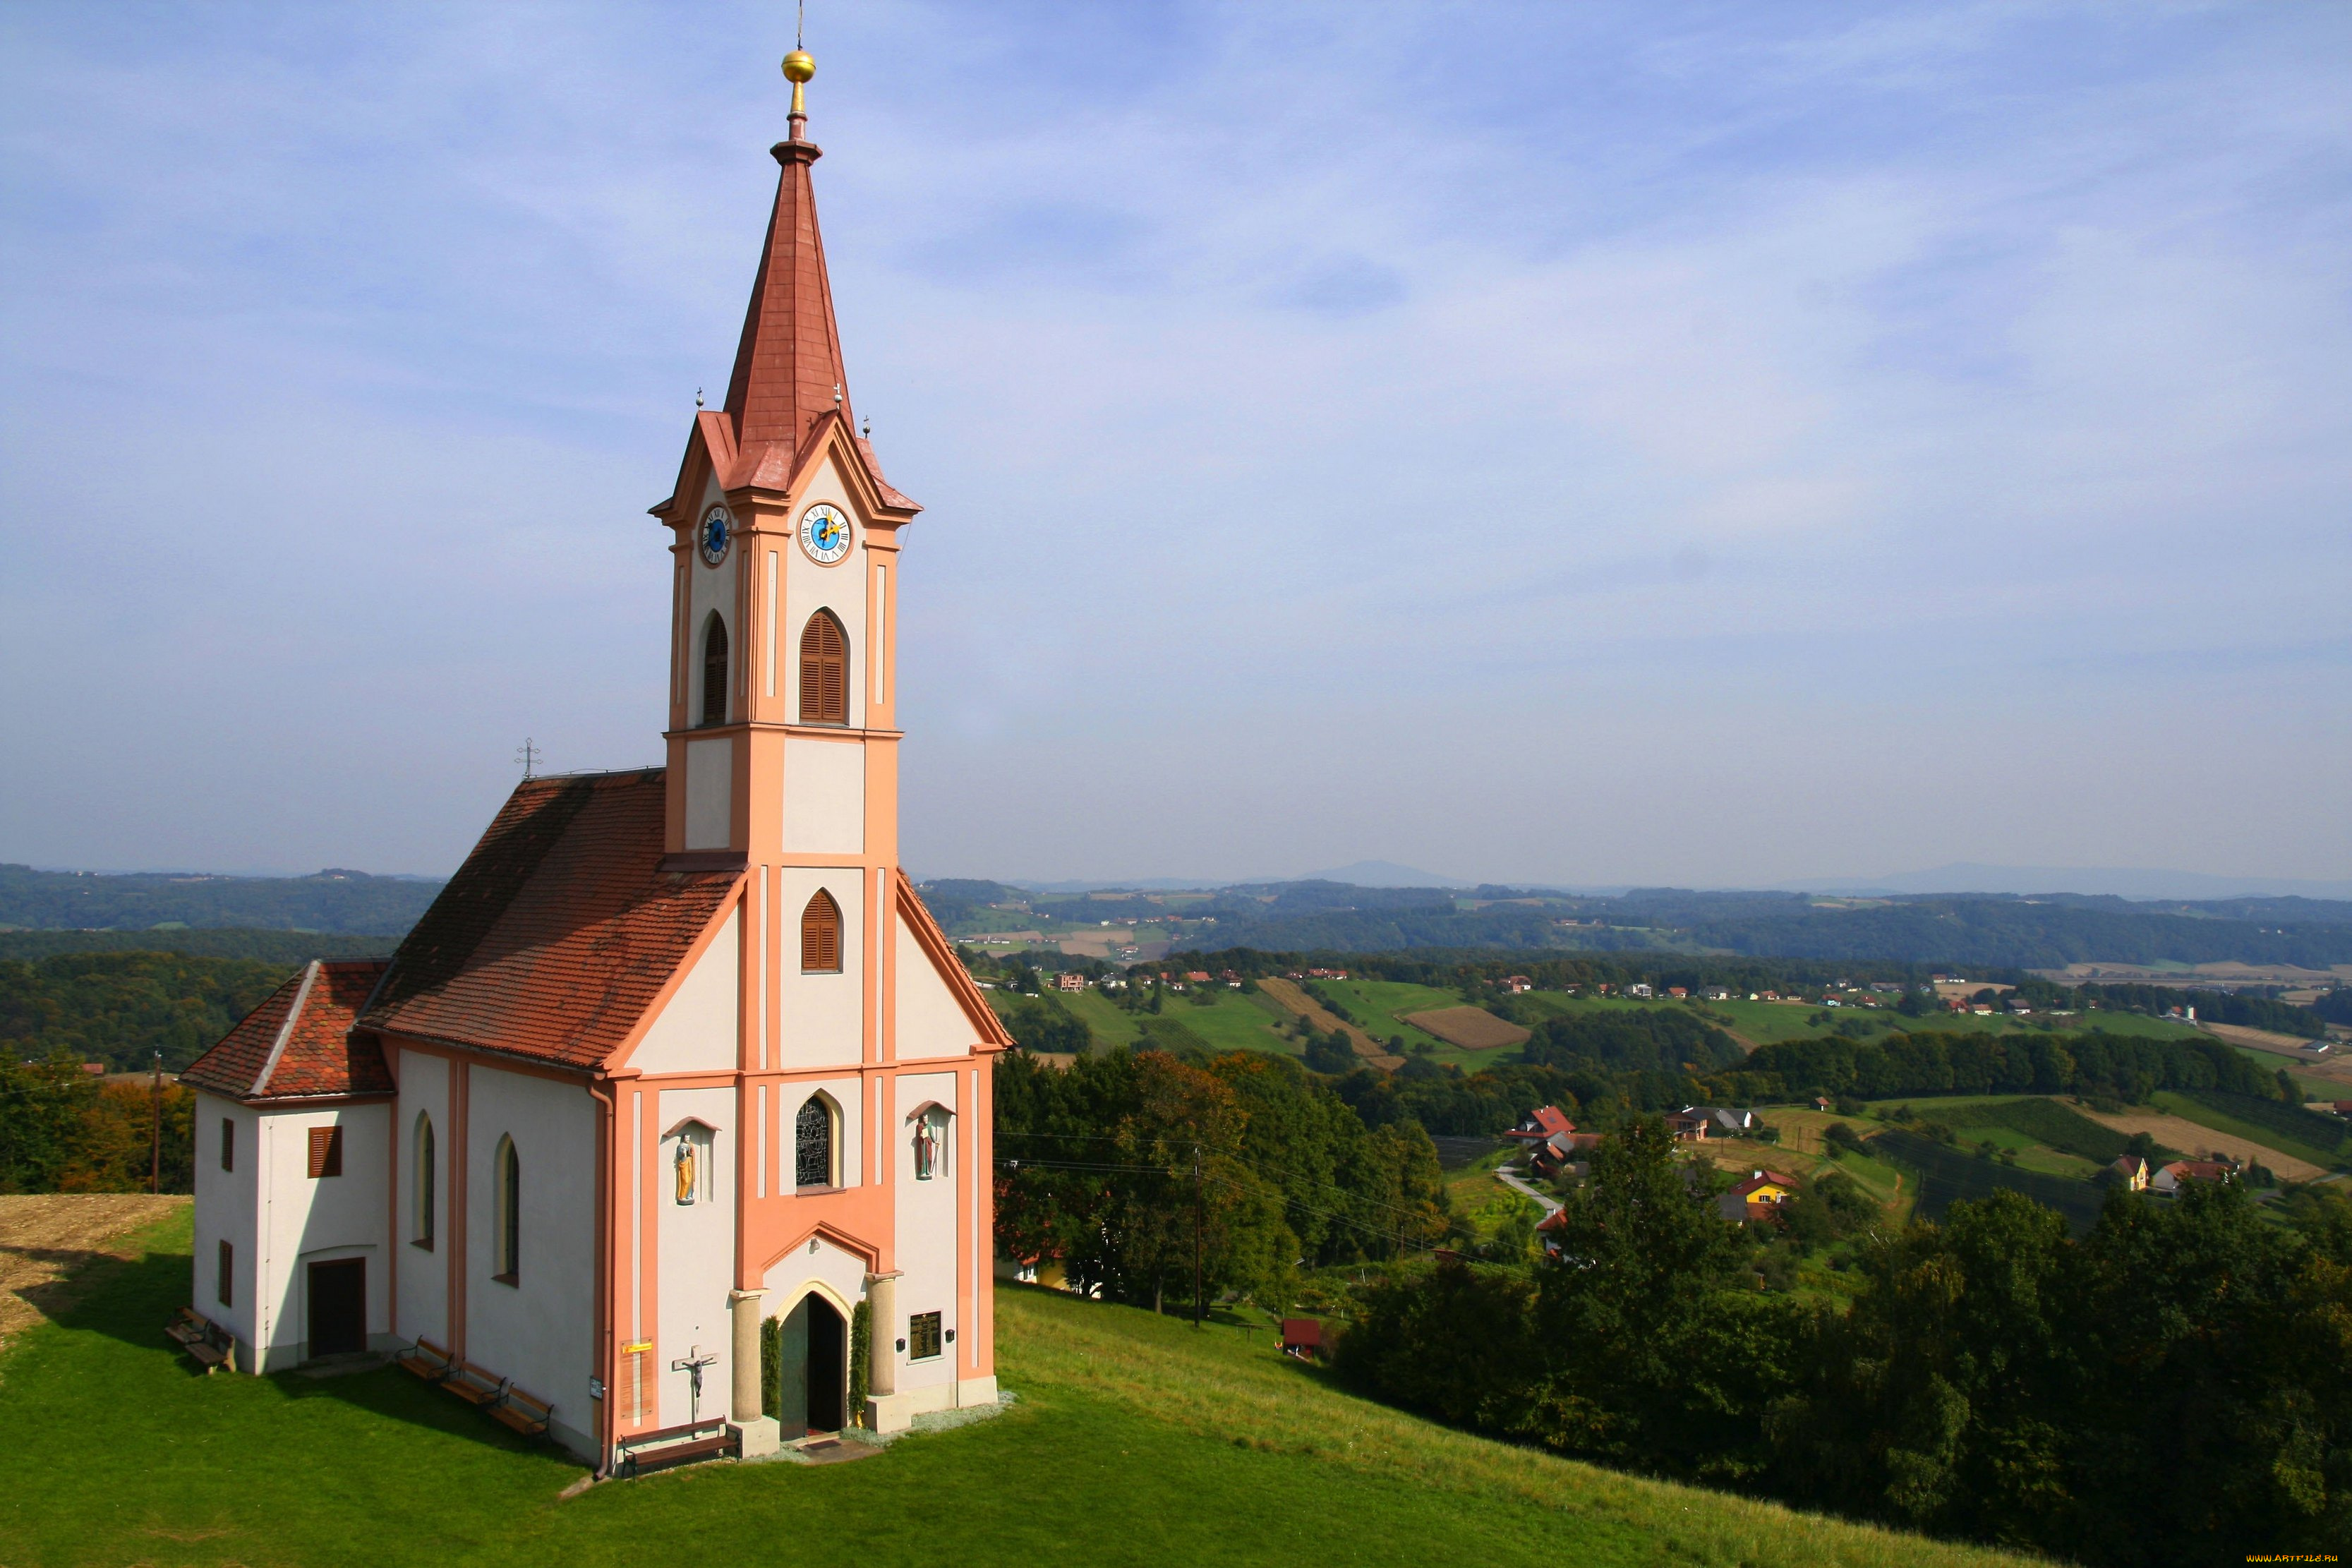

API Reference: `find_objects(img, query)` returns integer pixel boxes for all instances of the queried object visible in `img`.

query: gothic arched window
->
[801,888,843,974]
[795,1095,837,1190]
[799,610,848,725]
[493,1134,520,1283]
[701,613,730,728]
[412,1113,435,1249]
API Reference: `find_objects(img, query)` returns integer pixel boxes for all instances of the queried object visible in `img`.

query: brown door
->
[308,1258,366,1357]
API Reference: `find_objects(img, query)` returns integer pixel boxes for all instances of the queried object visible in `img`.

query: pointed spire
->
[720,45,850,466]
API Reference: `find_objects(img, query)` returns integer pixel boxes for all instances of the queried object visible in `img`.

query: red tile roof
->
[182,960,392,1102]
[362,769,740,1071]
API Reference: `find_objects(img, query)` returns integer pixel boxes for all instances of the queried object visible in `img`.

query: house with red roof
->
[1718,1170,1799,1222]
[2152,1159,2234,1195]
[181,56,1011,1471]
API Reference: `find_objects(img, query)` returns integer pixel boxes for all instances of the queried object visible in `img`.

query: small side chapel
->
[182,49,1013,1467]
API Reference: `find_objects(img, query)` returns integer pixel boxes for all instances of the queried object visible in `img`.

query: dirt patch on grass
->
[2076,1109,2325,1182]
[0,1194,188,1345]
[1258,978,1392,1063]
[1398,1007,1531,1051]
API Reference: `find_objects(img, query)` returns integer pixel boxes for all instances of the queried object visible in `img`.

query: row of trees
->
[0,1052,193,1193]
[1707,1028,2287,1107]
[994,1048,1448,1315]
[1338,1118,2352,1567]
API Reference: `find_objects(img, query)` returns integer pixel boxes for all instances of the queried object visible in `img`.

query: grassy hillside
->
[5,1206,2034,1568]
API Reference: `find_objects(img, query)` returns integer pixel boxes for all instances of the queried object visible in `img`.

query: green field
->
[1869,1128,2109,1234]
[2150,1090,2350,1171]
[1,1207,2033,1568]
[1310,979,1474,1057]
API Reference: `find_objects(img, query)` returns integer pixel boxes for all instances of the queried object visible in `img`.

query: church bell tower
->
[646,46,923,1057]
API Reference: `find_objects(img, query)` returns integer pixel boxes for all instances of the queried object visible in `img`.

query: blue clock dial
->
[699,505,732,565]
[799,503,852,565]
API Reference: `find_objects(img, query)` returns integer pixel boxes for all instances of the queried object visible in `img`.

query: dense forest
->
[0,1053,193,1193]
[1337,1121,2352,1567]
[1,952,308,1073]
[0,863,438,935]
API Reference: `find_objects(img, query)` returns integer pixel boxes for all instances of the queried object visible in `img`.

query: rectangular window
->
[308,1126,343,1179]
[217,1239,233,1307]
[220,1118,234,1173]
[908,1310,943,1361]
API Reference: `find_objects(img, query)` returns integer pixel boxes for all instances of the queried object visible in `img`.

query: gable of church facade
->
[895,917,984,1059]
[625,904,744,1077]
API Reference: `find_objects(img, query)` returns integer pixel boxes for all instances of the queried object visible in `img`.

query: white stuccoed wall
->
[392,1049,450,1349]
[632,910,740,1076]
[652,1083,736,1429]
[191,1092,261,1358]
[464,1065,598,1457]
[891,1069,960,1395]
[251,1102,391,1370]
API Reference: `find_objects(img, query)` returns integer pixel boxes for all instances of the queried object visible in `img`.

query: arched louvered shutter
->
[701,615,730,727]
[802,888,842,973]
[799,610,848,724]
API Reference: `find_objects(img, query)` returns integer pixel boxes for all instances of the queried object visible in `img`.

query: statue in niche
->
[675,1133,699,1205]
[914,1114,939,1181]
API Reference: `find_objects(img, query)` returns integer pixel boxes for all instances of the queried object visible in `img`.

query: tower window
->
[701,613,730,728]
[308,1126,343,1179]
[799,610,848,724]
[220,1118,234,1173]
[801,888,843,974]
[218,1239,234,1308]
[795,1095,838,1190]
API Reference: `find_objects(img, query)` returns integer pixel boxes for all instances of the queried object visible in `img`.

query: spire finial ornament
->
[782,44,815,138]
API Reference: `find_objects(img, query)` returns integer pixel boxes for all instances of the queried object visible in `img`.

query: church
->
[181,48,1012,1470]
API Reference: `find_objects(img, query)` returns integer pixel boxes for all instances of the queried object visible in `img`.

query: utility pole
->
[149,1049,162,1195]
[1191,1147,1204,1329]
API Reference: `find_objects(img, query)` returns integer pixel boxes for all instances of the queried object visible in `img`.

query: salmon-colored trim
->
[895,871,1014,1050]
[449,1059,469,1361]
[758,1219,878,1279]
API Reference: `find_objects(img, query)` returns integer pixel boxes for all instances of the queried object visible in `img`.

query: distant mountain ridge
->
[0,863,443,936]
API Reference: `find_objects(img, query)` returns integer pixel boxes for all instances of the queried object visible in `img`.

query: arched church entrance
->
[774,1292,848,1435]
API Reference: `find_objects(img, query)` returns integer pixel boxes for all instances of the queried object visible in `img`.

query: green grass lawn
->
[1056,987,1145,1051]
[1155,987,1297,1055]
[6,1208,2042,1568]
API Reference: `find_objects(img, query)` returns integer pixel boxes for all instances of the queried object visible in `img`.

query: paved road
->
[1495,1166,1562,1217]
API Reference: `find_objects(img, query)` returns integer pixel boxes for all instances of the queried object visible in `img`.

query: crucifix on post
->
[672,1344,720,1425]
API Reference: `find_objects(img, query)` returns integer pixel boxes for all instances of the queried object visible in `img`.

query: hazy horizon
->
[4,4,2347,888]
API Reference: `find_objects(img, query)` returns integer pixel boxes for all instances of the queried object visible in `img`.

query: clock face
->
[698,505,732,566]
[800,503,852,565]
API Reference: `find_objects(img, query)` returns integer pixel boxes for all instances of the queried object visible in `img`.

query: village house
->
[179,54,1010,1472]
[2152,1159,2234,1195]
[2109,1155,2151,1191]
[1667,1106,1755,1142]
[1054,973,1085,993]
[1718,1170,1799,1223]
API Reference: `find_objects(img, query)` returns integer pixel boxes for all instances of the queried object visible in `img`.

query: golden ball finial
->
[782,49,815,84]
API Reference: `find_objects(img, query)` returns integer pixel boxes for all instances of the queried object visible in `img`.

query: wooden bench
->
[394,1337,454,1382]
[488,1383,553,1439]
[442,1361,506,1407]
[616,1418,737,1478]
[166,1308,232,1373]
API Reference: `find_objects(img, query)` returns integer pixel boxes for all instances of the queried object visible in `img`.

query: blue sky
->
[2,2,2346,888]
